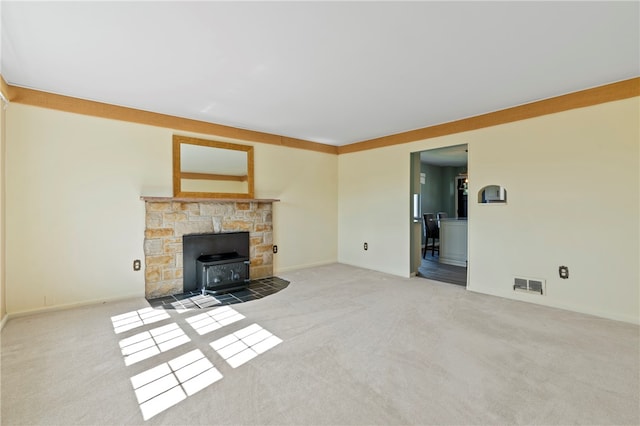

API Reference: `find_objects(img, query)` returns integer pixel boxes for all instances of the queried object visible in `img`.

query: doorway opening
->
[413,144,468,287]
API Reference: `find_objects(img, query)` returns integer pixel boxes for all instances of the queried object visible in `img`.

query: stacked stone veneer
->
[143,200,273,298]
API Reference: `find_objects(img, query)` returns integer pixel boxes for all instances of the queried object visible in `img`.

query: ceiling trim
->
[0,76,10,103]
[3,77,638,156]
[338,77,640,155]
[4,82,338,155]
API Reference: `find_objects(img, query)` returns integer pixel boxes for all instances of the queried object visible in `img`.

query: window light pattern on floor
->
[169,294,221,312]
[119,323,191,366]
[130,349,223,421]
[111,307,170,334]
[210,323,282,368]
[185,306,245,335]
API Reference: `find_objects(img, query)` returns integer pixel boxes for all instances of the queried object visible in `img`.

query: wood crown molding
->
[5,84,338,155]
[338,77,639,154]
[0,75,10,103]
[4,77,638,156]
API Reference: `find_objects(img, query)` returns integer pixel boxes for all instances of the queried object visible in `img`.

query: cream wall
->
[468,98,638,323]
[338,98,639,324]
[338,145,412,276]
[4,98,638,323]
[252,142,337,272]
[5,104,337,315]
[1,99,6,325]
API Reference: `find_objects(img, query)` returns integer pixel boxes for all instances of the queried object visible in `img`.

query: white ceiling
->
[1,1,638,146]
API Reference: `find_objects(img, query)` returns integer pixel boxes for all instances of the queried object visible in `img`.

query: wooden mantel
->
[141,196,280,203]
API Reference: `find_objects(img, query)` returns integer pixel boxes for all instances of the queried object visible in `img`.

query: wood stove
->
[183,232,250,295]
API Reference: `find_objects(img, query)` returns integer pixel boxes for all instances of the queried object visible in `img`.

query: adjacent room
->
[1,2,638,425]
[416,144,469,286]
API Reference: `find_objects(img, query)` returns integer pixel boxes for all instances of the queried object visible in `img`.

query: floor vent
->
[513,277,545,295]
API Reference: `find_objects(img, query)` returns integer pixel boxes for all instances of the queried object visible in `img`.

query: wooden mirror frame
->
[172,135,255,199]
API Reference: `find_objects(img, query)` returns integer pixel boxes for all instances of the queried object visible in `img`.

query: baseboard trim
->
[2,293,144,326]
[275,260,337,274]
[0,313,8,332]
[466,286,639,325]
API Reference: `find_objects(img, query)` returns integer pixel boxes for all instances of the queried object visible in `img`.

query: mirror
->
[173,135,254,199]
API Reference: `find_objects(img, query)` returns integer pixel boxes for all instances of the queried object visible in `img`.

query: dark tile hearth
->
[147,277,290,310]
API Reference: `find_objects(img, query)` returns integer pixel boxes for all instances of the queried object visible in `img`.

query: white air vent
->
[513,277,546,295]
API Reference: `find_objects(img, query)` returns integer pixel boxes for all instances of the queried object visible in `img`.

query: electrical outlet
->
[364,242,368,251]
[133,259,141,271]
[559,265,569,279]
[273,245,278,254]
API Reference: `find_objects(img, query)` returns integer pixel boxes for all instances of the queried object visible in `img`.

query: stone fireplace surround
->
[141,197,278,299]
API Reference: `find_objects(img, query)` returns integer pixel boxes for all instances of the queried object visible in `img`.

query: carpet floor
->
[1,263,638,425]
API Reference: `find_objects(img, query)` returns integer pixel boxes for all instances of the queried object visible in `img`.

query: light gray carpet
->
[2,263,639,425]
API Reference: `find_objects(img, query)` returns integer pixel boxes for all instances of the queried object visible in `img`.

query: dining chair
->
[423,213,439,258]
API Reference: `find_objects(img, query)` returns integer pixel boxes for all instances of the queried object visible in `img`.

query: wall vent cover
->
[513,277,546,295]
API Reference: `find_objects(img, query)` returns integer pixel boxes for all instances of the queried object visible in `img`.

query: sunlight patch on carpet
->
[130,349,223,420]
[185,306,245,335]
[210,323,282,368]
[119,323,191,366]
[111,307,170,334]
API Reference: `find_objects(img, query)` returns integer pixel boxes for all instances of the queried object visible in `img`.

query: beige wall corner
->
[338,97,639,324]
[1,84,6,327]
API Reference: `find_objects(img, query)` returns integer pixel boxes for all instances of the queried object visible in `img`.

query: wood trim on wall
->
[180,172,248,182]
[0,76,10,102]
[172,134,256,199]
[338,77,640,154]
[5,84,338,155]
[3,77,638,156]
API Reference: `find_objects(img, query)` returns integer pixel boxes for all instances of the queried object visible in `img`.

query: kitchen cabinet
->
[439,219,467,267]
